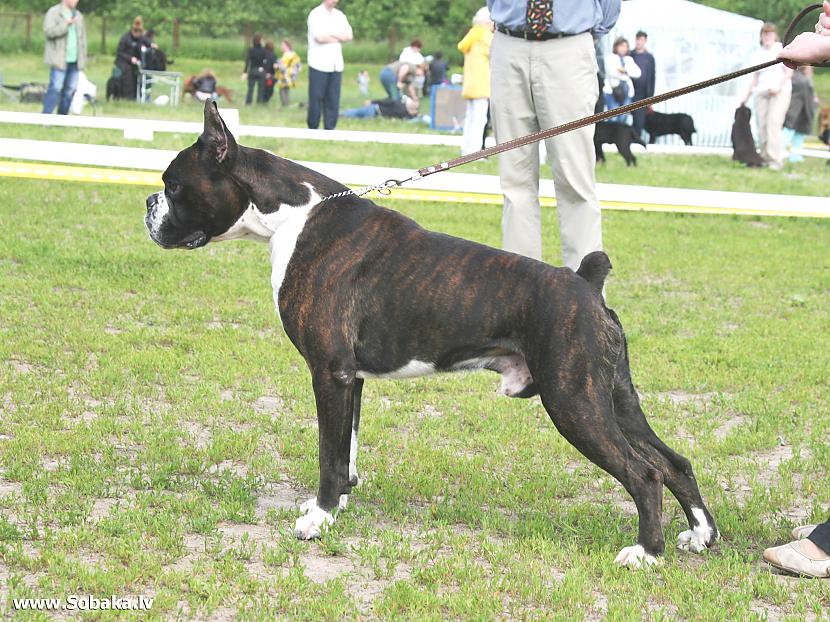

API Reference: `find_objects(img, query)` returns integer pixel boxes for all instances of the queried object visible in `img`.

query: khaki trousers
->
[490,31,601,269]
[755,89,792,168]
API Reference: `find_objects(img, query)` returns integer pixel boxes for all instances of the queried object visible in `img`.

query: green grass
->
[1,176,829,620]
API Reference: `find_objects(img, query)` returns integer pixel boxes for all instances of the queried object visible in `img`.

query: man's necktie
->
[526,0,553,35]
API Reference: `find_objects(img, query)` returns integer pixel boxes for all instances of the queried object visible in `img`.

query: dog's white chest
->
[268,187,320,310]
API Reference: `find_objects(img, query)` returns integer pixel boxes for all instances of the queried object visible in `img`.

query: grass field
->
[2,42,830,620]
[1,173,829,620]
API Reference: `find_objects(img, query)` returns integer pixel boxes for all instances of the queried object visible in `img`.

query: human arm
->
[43,6,72,39]
[115,34,136,65]
[309,9,352,43]
[457,28,477,54]
[647,56,656,97]
[768,66,794,95]
[624,56,642,79]
[741,71,759,105]
[596,0,622,36]
[242,48,251,78]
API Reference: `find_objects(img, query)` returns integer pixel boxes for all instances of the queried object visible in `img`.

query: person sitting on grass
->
[762,0,830,579]
[340,95,420,120]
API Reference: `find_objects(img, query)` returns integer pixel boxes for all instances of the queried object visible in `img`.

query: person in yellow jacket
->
[458,7,494,156]
[276,39,302,107]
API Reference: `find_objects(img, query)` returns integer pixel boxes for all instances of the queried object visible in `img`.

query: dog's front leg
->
[294,368,356,540]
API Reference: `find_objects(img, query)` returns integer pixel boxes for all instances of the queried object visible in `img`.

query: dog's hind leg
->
[608,314,718,554]
[295,367,358,540]
[618,140,636,166]
[537,381,666,567]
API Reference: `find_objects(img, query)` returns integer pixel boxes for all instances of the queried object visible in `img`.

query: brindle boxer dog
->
[145,102,718,568]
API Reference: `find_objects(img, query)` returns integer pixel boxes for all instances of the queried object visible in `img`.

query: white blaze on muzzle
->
[146,191,170,239]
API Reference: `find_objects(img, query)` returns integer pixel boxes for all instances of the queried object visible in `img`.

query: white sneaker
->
[763,541,830,578]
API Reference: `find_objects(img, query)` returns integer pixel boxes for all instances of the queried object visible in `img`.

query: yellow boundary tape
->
[1,160,826,219]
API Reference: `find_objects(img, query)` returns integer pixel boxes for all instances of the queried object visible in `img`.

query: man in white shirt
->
[307,0,353,130]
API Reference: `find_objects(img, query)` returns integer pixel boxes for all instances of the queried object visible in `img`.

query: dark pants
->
[632,95,648,136]
[118,64,137,101]
[307,67,342,130]
[246,73,265,105]
[808,519,830,555]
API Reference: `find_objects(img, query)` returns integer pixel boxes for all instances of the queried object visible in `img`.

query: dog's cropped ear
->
[202,100,238,166]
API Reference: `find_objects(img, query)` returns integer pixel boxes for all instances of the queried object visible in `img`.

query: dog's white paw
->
[299,494,348,513]
[294,501,335,540]
[677,529,707,553]
[677,508,716,553]
[614,544,660,569]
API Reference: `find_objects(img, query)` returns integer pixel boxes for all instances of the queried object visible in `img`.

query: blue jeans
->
[307,67,342,130]
[342,103,379,119]
[604,92,632,125]
[43,63,79,115]
[379,66,400,100]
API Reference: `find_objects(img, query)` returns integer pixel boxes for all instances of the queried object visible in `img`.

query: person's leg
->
[808,519,830,555]
[280,87,290,107]
[461,99,478,156]
[245,75,256,104]
[42,66,66,114]
[307,67,327,129]
[632,99,646,137]
[466,98,489,155]
[533,33,602,270]
[342,103,378,119]
[57,63,79,115]
[322,70,342,130]
[379,67,399,100]
[490,32,543,260]
[789,132,805,162]
[755,93,771,163]
[766,89,792,169]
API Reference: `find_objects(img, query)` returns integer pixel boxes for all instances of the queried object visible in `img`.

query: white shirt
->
[603,53,642,98]
[752,43,792,95]
[307,4,353,72]
[399,46,424,66]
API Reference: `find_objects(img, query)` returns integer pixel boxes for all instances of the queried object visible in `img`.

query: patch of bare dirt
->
[714,413,748,441]
[8,359,36,374]
[254,482,304,519]
[208,461,248,478]
[181,421,212,450]
[653,390,722,409]
[299,547,357,583]
[90,498,122,520]
[252,395,285,415]
[0,480,22,497]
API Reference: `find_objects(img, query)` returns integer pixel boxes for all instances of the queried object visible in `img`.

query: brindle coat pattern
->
[145,102,718,563]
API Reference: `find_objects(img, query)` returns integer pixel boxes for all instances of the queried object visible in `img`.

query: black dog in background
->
[594,122,646,166]
[645,110,696,146]
[731,105,765,167]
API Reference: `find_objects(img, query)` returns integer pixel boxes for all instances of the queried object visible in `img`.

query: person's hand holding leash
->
[779,1,830,67]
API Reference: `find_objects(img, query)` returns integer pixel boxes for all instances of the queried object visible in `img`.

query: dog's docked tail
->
[576,251,612,294]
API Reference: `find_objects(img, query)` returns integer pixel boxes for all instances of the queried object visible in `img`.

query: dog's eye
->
[166,181,180,194]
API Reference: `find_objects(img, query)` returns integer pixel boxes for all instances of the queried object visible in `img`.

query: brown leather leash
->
[321,3,826,202]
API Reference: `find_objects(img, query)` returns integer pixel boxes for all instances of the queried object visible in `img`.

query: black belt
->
[495,24,586,41]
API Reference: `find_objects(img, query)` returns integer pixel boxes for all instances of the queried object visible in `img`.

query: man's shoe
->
[763,541,830,578]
